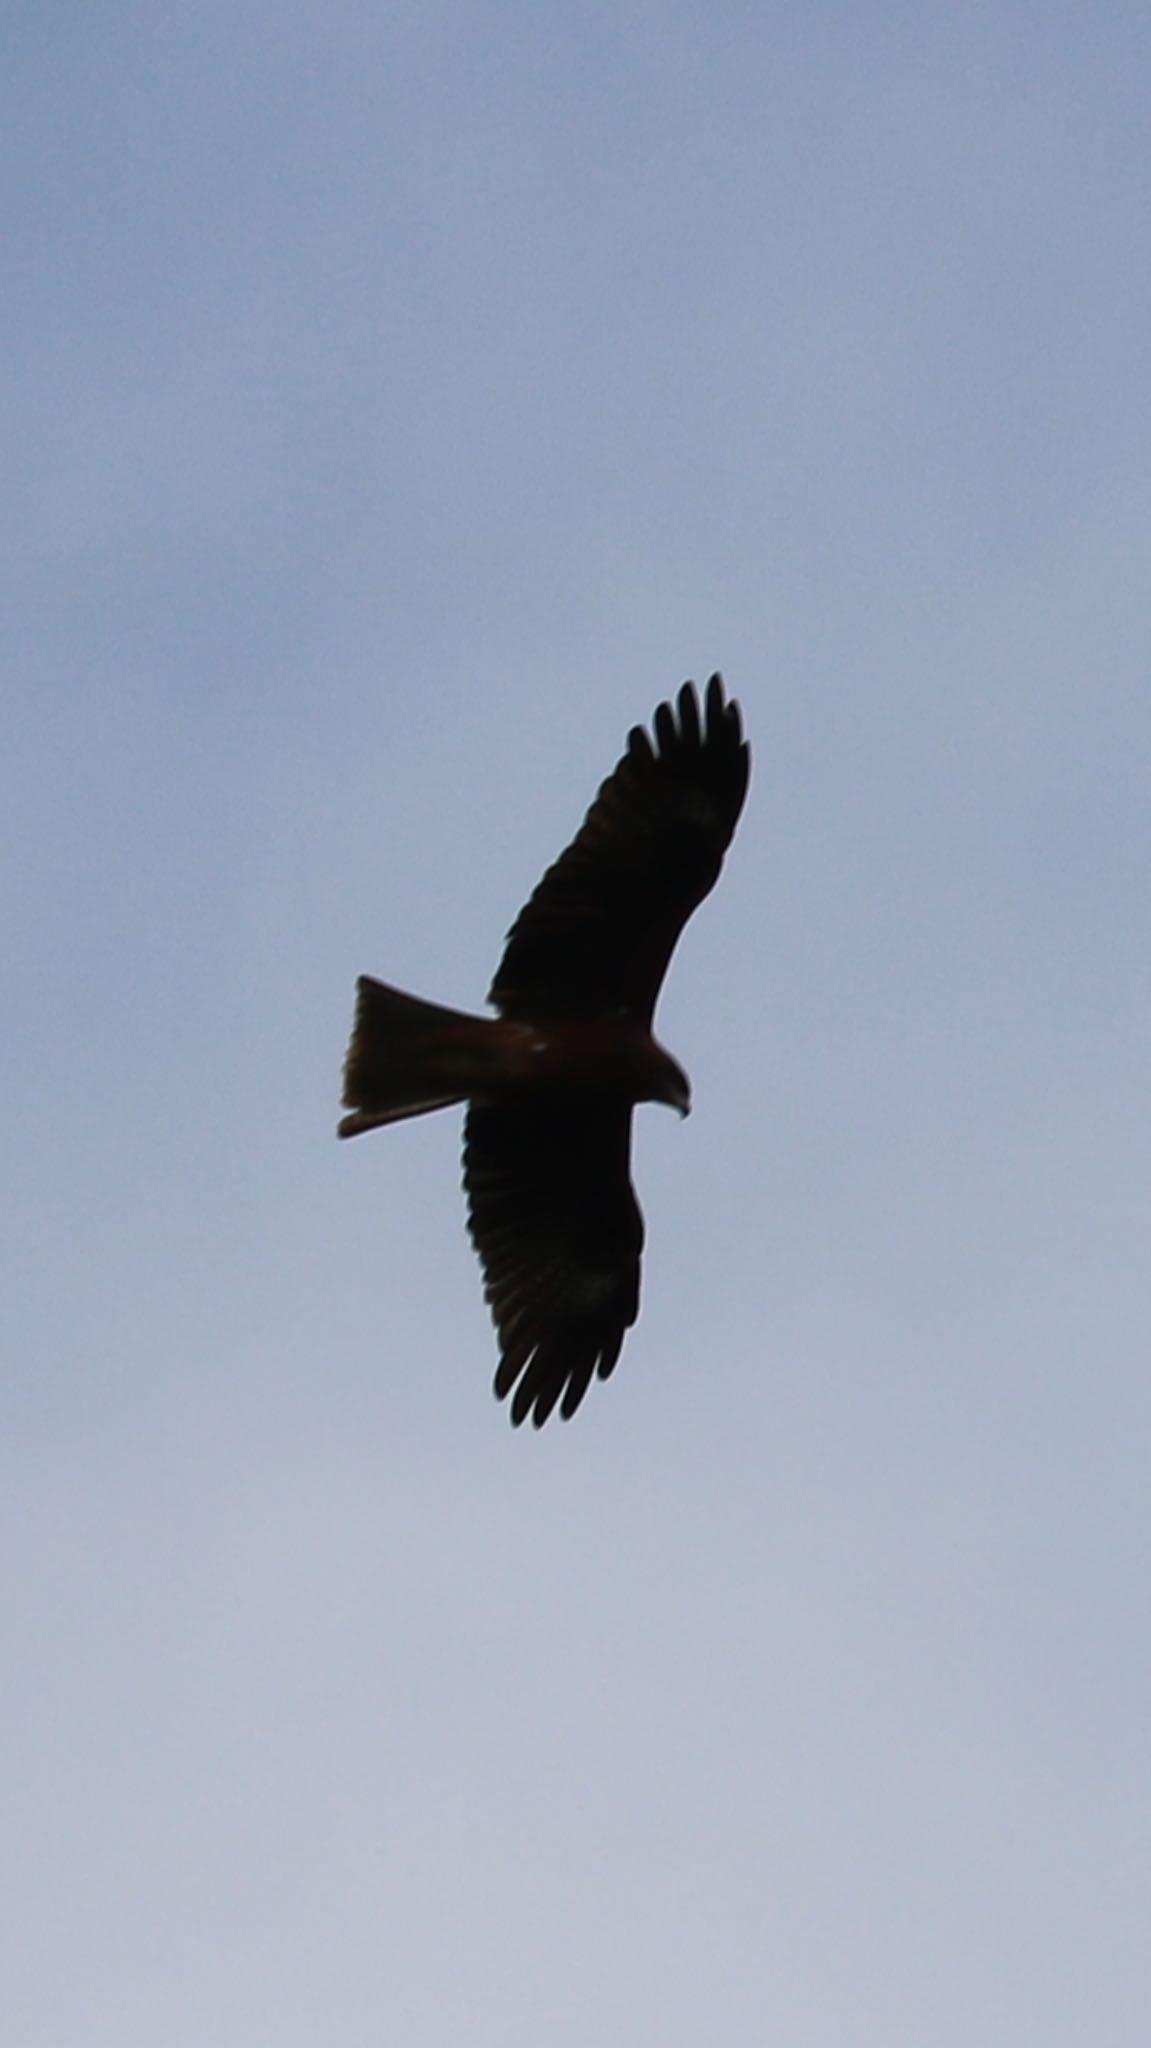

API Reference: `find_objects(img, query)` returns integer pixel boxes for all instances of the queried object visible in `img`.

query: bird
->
[339,673,750,1427]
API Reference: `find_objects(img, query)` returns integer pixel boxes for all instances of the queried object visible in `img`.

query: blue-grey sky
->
[5,4,1150,2042]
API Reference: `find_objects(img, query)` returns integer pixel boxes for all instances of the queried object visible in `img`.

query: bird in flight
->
[339,673,750,1427]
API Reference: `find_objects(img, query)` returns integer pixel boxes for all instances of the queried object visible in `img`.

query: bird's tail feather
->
[339,976,491,1137]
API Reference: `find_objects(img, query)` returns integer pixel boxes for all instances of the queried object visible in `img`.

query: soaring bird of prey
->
[339,673,750,1426]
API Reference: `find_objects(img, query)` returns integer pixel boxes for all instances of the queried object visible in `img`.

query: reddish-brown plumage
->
[340,674,749,1426]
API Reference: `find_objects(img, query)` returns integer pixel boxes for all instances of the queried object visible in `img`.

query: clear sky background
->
[5,5,1150,2042]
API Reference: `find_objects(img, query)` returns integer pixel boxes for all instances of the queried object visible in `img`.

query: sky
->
[4,3,1150,2041]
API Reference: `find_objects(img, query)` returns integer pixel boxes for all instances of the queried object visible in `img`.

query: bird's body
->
[340,673,749,1426]
[340,989,687,1133]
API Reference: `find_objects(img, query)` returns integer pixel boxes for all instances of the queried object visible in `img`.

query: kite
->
[339,673,750,1426]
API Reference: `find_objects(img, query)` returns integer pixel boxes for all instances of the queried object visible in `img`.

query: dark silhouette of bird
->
[339,673,750,1426]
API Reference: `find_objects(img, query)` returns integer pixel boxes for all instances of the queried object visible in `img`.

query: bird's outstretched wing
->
[463,1100,643,1426]
[488,673,750,1025]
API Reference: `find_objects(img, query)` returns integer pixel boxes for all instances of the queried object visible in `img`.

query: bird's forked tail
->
[338,975,490,1137]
